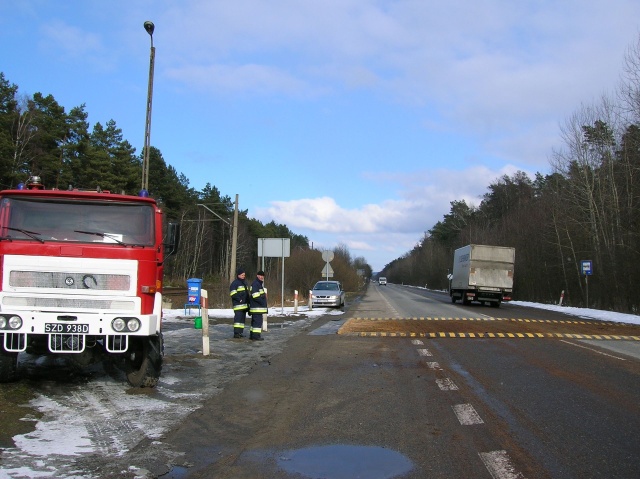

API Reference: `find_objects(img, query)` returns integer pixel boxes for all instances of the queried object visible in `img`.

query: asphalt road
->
[151,284,640,478]
[2,284,639,479]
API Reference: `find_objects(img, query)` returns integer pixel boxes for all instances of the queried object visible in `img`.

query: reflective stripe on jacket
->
[230,278,249,311]
[249,278,268,314]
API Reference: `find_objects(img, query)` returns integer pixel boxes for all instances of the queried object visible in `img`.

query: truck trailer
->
[0,177,179,387]
[449,244,515,308]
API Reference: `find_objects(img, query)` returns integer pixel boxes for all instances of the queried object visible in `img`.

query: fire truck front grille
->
[2,296,136,311]
[9,271,130,291]
[49,334,85,353]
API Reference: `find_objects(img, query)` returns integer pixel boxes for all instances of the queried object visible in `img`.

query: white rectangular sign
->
[258,238,291,258]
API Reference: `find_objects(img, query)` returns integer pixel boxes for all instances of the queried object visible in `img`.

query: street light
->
[141,21,155,193]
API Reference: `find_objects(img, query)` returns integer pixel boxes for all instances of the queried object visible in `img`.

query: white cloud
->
[40,20,104,59]
[165,63,312,96]
[255,163,528,267]
[253,162,539,269]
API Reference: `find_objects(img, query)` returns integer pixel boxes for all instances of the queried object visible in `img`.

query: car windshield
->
[314,282,339,291]
[0,196,155,246]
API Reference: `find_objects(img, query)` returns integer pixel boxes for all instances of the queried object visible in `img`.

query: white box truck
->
[449,244,515,308]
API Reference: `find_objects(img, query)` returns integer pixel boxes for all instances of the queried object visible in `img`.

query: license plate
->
[45,323,89,333]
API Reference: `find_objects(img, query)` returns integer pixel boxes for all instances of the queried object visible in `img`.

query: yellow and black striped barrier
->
[349,317,623,326]
[337,316,640,340]
[347,331,640,340]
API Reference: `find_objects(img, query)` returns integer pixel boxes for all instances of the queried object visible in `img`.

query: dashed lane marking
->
[436,378,459,391]
[452,404,484,425]
[479,450,526,479]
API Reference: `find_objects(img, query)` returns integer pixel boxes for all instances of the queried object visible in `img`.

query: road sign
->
[322,263,334,277]
[581,260,593,276]
[258,238,291,257]
[322,250,334,262]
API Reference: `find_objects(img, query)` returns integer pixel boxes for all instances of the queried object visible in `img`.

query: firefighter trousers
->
[233,310,247,337]
[250,313,263,339]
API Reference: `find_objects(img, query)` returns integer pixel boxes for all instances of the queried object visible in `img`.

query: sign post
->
[580,260,592,307]
[321,250,334,280]
[258,238,291,313]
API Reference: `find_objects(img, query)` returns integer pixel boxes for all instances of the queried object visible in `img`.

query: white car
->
[378,277,387,285]
[311,281,345,308]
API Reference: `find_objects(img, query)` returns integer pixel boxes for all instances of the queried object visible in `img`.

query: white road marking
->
[417,348,432,356]
[411,339,424,345]
[479,450,526,479]
[426,362,441,369]
[452,403,484,425]
[376,285,399,316]
[560,340,626,360]
[436,378,458,390]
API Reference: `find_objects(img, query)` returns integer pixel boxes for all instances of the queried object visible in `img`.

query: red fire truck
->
[0,177,179,387]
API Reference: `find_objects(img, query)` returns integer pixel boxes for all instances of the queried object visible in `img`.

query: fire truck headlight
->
[127,318,141,332]
[112,318,126,332]
[8,316,22,330]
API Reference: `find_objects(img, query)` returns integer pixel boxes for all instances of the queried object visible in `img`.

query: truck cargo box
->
[450,244,515,307]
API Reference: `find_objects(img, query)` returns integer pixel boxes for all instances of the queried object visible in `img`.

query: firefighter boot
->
[250,332,264,341]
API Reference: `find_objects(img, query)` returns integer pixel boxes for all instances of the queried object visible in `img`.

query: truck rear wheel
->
[125,334,163,388]
[0,348,19,383]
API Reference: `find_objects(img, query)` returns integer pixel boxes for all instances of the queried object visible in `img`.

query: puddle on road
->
[277,444,413,479]
[160,465,189,478]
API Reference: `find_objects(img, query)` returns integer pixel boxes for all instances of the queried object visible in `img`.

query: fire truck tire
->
[125,334,163,388]
[0,349,19,383]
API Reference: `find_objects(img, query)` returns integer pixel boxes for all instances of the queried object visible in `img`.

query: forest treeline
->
[381,36,640,314]
[0,72,372,307]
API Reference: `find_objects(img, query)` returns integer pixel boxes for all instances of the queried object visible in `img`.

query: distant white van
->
[379,277,387,285]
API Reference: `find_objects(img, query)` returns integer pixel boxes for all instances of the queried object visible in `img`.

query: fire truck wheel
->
[125,334,163,388]
[0,349,19,383]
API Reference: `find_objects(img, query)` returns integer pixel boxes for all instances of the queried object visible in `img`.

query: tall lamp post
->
[141,21,155,193]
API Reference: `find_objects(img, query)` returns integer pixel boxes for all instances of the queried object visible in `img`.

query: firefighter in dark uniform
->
[229,268,250,338]
[249,270,267,341]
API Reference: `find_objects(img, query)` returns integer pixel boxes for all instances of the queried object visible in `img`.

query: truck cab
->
[0,177,179,387]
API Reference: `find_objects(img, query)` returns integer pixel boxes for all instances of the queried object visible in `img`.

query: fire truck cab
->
[0,177,179,387]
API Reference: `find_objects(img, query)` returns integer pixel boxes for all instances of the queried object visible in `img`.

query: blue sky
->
[1,1,639,271]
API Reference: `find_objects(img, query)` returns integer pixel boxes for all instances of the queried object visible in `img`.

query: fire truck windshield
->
[0,196,155,246]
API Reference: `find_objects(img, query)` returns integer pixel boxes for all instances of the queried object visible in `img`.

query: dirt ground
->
[338,316,640,338]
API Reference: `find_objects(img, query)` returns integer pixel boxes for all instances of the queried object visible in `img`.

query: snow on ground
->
[509,301,640,325]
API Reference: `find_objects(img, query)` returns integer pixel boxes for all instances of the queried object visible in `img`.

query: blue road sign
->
[581,260,593,276]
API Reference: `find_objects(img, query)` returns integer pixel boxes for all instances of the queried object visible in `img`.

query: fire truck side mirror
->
[165,222,180,256]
